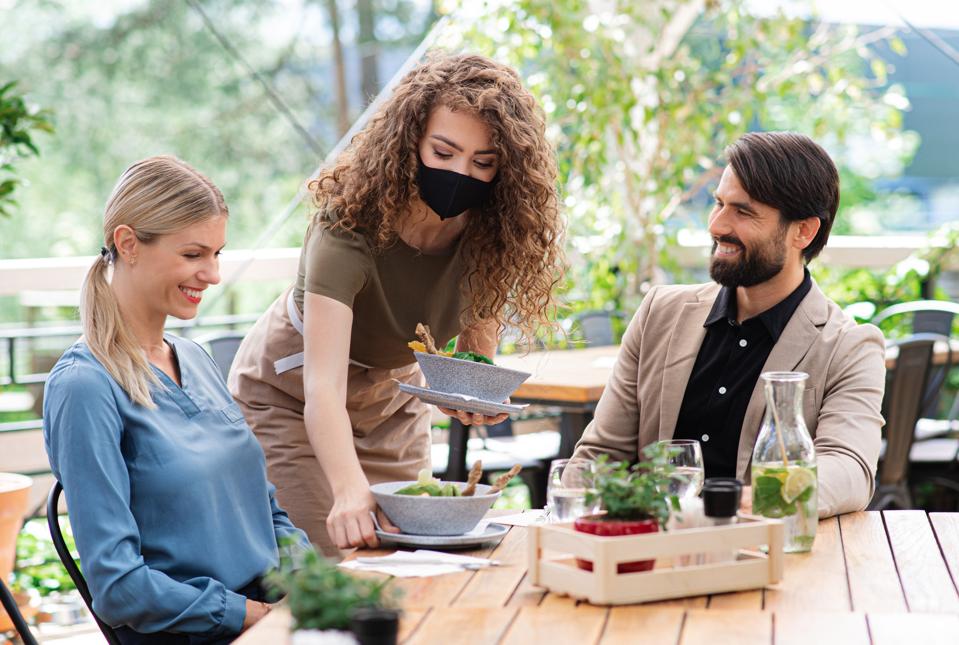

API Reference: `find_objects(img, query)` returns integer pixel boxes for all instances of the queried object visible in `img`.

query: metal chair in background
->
[194,331,246,382]
[871,300,959,336]
[46,482,121,645]
[0,578,38,645]
[870,334,945,510]
[872,300,959,423]
[564,310,629,348]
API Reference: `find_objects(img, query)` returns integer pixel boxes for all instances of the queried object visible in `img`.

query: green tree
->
[439,0,918,311]
[0,81,52,218]
[0,0,434,264]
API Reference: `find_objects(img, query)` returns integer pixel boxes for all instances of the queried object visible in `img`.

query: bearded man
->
[571,131,885,518]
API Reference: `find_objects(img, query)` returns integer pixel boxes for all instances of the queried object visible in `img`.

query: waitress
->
[229,53,564,556]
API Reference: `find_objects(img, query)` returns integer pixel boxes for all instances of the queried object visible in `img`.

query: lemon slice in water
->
[782,468,815,503]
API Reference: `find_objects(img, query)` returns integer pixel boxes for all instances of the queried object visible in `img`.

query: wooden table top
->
[497,346,618,404]
[237,510,959,645]
[493,339,959,406]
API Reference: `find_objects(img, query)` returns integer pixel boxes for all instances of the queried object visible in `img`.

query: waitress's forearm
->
[303,394,366,495]
[455,319,499,357]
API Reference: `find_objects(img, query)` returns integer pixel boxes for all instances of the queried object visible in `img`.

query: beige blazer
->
[572,280,886,518]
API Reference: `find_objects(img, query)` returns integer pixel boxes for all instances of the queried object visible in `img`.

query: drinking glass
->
[546,458,599,522]
[657,439,705,500]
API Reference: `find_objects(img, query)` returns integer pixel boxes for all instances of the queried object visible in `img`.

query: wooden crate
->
[527,515,784,605]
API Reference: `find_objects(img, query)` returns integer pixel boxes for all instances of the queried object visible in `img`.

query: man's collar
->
[704,284,736,327]
[704,268,813,342]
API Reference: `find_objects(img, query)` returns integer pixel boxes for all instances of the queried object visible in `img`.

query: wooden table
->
[445,340,959,481]
[237,510,959,645]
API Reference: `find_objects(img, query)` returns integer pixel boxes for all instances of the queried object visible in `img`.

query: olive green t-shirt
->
[293,222,469,369]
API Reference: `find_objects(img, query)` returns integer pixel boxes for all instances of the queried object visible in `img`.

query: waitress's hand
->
[327,487,400,549]
[438,400,511,427]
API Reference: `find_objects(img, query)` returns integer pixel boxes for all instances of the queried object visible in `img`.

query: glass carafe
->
[751,371,818,552]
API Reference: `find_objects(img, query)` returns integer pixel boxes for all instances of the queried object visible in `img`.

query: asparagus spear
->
[415,323,439,354]
[488,464,522,494]
[461,460,484,496]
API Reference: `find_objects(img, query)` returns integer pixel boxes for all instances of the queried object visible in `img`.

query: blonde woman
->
[43,156,309,644]
[229,53,564,556]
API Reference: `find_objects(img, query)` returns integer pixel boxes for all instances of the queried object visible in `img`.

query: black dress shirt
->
[672,270,813,478]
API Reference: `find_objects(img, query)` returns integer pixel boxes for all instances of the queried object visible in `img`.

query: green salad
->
[450,351,494,365]
[395,469,462,497]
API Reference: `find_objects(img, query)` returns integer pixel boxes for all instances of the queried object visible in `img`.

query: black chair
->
[872,300,959,421]
[47,481,121,645]
[0,578,38,645]
[564,310,629,347]
[870,334,945,510]
[194,331,246,382]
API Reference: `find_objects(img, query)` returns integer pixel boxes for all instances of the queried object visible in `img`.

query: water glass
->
[546,458,598,523]
[657,439,705,500]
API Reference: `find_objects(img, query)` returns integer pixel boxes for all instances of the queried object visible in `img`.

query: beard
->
[709,226,788,288]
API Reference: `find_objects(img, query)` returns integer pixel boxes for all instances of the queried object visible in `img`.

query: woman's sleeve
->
[266,481,313,559]
[302,225,372,308]
[43,362,247,637]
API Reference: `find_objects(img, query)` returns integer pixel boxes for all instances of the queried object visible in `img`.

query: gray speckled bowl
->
[371,481,500,536]
[414,352,531,402]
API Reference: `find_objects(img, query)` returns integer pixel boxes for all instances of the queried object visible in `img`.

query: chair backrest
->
[873,300,959,418]
[47,481,121,645]
[194,331,246,382]
[878,334,944,487]
[0,578,38,645]
[567,310,628,347]
[872,300,959,336]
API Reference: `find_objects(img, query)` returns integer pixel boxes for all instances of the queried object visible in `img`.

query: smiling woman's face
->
[121,215,226,321]
[417,105,499,183]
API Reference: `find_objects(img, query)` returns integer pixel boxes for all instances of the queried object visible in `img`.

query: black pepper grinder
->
[701,478,743,564]
[702,478,743,526]
[350,607,399,645]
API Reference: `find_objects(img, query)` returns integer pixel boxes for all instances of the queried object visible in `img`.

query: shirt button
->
[701,434,710,442]
[739,339,748,348]
[718,386,727,395]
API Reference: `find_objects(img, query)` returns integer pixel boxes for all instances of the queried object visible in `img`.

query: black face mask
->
[417,158,494,220]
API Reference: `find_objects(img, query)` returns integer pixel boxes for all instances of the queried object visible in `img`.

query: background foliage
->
[0,81,53,219]
[440,0,919,312]
[0,0,434,318]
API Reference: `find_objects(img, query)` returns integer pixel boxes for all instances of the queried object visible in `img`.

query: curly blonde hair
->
[309,52,564,344]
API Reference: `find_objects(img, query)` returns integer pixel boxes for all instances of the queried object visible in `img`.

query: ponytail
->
[80,248,160,408]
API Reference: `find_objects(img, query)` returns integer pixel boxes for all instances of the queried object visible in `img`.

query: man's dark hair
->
[725,131,839,262]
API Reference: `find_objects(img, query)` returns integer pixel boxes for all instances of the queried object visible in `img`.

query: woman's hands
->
[242,599,273,631]
[326,484,401,550]
[438,405,510,427]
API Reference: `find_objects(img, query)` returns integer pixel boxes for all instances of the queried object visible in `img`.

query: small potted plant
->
[576,443,681,573]
[266,548,399,644]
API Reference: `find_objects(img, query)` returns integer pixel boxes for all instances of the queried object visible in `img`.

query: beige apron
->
[228,288,431,557]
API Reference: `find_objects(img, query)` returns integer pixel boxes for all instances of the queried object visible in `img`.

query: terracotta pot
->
[573,514,659,574]
[0,473,32,631]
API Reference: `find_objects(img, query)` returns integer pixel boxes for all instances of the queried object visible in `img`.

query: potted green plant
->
[266,548,398,642]
[576,444,681,573]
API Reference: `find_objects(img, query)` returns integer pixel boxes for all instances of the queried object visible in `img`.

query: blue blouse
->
[43,335,310,638]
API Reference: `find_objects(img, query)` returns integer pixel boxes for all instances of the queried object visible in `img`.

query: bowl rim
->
[370,480,502,500]
[413,351,531,378]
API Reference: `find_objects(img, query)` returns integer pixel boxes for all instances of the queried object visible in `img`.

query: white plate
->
[397,382,527,416]
[374,523,509,549]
